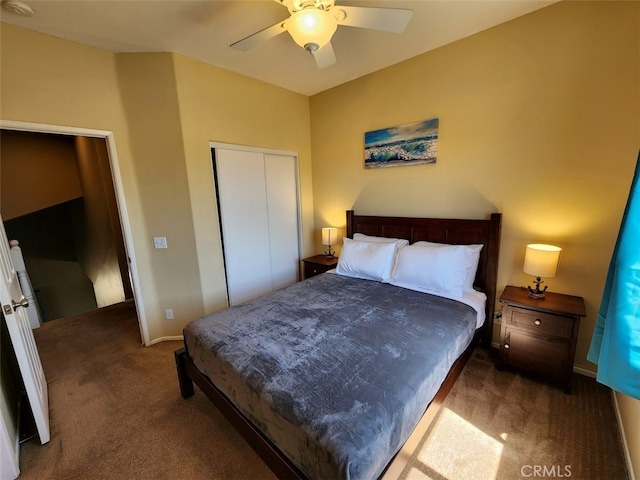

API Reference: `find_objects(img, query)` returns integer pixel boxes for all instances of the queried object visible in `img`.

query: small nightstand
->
[498,285,586,393]
[302,255,339,279]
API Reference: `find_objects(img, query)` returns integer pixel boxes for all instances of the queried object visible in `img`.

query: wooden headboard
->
[346,210,502,348]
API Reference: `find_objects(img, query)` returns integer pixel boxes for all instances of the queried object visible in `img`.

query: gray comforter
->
[184,273,477,480]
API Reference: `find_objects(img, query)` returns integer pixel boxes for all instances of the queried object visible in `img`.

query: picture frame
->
[364,118,439,168]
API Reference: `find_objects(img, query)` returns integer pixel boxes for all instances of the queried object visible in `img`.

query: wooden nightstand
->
[302,255,339,279]
[498,285,586,393]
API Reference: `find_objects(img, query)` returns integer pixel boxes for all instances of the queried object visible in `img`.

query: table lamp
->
[322,227,337,258]
[523,243,561,299]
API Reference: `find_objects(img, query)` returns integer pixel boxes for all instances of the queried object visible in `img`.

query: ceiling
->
[0,0,558,96]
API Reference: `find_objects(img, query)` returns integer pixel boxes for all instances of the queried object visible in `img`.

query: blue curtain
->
[587,152,640,399]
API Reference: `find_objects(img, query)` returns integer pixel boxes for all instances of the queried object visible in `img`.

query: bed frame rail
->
[175,347,306,479]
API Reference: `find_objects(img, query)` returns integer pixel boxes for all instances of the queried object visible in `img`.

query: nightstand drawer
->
[304,262,333,278]
[508,308,573,339]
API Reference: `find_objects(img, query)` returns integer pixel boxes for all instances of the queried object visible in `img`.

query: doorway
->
[2,130,133,321]
[0,120,148,345]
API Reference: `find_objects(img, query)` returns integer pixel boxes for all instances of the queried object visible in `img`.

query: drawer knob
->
[534,319,541,326]
[504,344,510,349]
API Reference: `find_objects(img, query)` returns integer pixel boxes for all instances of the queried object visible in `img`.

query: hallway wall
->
[1,130,82,220]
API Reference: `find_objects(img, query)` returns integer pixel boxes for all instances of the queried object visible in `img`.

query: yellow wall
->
[309,2,639,473]
[113,52,204,337]
[74,136,128,307]
[0,23,313,342]
[171,55,313,314]
[1,130,83,219]
[310,0,639,370]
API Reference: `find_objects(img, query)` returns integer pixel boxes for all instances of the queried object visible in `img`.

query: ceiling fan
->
[230,0,413,69]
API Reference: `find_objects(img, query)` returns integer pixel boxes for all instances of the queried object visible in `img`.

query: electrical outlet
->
[494,311,502,324]
[153,236,168,249]
[165,309,174,320]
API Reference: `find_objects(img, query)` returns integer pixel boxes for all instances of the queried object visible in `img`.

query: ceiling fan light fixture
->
[286,9,337,52]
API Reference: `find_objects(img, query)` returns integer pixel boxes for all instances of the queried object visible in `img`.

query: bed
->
[175,210,502,479]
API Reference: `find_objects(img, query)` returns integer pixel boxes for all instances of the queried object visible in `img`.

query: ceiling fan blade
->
[230,21,287,51]
[336,6,413,33]
[312,42,337,69]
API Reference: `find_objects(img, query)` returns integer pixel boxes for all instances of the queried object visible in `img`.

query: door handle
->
[12,296,29,311]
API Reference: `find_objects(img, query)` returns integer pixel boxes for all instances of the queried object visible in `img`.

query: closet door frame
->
[209,142,303,306]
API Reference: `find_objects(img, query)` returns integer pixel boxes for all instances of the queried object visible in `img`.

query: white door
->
[215,149,273,306]
[214,148,300,306]
[0,215,50,447]
[264,154,300,291]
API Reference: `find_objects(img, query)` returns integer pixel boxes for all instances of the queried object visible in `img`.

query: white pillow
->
[353,234,408,279]
[413,241,483,290]
[336,238,398,282]
[389,244,473,297]
[353,233,409,247]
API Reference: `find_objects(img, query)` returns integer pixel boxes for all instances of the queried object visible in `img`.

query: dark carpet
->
[398,349,629,480]
[19,302,629,480]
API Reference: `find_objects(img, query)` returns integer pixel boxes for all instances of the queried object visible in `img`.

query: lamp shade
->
[523,244,562,278]
[286,9,337,51]
[321,227,337,246]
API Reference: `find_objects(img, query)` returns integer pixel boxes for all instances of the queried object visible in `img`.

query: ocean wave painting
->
[364,118,439,168]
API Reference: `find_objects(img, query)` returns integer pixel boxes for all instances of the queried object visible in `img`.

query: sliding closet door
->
[264,154,299,291]
[215,149,273,305]
[215,148,299,306]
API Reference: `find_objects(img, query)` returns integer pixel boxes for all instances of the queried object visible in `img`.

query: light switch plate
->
[153,236,168,249]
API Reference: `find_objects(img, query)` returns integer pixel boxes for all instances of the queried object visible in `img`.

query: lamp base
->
[324,247,335,258]
[527,276,548,299]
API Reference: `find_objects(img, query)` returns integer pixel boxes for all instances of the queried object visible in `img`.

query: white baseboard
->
[148,335,183,345]
[573,365,596,378]
[612,391,637,480]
